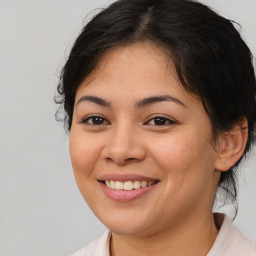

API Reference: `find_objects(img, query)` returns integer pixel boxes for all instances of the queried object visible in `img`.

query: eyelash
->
[145,116,176,126]
[81,115,176,126]
[81,115,110,126]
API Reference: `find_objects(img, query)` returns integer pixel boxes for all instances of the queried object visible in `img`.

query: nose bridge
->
[101,121,145,164]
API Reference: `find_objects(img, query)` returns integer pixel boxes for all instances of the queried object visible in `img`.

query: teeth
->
[110,180,115,189]
[106,180,111,188]
[133,181,141,190]
[124,181,133,190]
[141,181,147,188]
[115,181,124,190]
[105,180,155,190]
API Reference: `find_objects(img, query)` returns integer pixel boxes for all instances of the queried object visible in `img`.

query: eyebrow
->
[136,95,186,108]
[76,94,186,108]
[76,95,111,107]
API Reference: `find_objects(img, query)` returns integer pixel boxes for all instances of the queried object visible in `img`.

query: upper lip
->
[98,173,159,182]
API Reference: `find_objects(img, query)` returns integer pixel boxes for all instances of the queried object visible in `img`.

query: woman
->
[56,0,256,255]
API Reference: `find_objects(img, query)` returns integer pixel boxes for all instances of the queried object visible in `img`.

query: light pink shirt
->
[70,215,256,256]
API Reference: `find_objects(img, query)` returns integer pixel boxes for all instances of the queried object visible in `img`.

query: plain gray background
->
[0,0,255,255]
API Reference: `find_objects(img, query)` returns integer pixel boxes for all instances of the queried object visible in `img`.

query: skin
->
[69,42,246,256]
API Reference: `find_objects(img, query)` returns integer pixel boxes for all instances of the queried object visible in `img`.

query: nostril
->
[101,140,146,165]
[127,158,136,161]
[105,156,135,161]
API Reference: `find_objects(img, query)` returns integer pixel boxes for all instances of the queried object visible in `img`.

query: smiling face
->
[69,42,221,237]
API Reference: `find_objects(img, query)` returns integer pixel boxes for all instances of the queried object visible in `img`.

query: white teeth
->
[124,181,133,191]
[110,180,115,189]
[133,181,141,190]
[141,181,147,188]
[105,180,156,190]
[115,181,124,190]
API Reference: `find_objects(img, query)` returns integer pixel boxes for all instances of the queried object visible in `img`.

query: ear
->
[214,118,248,172]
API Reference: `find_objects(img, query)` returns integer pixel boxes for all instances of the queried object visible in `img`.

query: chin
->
[106,221,152,236]
[94,207,159,236]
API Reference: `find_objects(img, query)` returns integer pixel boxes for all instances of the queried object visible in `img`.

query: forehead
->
[76,42,199,106]
[96,42,170,71]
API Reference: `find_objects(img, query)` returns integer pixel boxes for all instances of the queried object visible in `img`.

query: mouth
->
[102,180,157,190]
[98,174,159,202]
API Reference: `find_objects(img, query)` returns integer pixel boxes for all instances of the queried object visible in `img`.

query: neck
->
[110,212,219,256]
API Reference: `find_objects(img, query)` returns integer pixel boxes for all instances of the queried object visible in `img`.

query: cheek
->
[69,130,103,180]
[150,131,217,194]
[69,131,107,208]
[157,125,214,169]
[150,133,195,173]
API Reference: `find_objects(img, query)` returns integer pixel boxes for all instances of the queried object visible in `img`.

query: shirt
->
[70,214,256,256]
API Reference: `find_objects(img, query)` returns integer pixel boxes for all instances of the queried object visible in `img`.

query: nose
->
[101,125,146,165]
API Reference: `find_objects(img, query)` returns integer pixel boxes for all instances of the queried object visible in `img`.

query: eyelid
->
[145,115,177,126]
[79,114,177,126]
[80,115,110,125]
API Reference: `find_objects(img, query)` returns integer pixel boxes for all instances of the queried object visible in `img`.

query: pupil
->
[154,117,166,125]
[93,117,103,124]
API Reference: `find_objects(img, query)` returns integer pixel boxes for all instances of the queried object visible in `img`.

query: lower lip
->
[100,182,157,202]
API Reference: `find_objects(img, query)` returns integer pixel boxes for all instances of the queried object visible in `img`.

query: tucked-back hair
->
[56,0,256,213]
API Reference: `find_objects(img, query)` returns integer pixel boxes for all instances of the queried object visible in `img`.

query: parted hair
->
[56,0,256,215]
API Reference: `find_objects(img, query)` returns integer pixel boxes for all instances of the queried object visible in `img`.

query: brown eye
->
[147,116,175,126]
[82,116,110,125]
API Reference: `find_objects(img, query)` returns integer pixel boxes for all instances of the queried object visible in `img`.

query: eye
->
[146,116,176,126]
[81,115,110,126]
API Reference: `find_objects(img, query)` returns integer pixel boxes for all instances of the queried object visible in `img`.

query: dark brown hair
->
[56,0,256,215]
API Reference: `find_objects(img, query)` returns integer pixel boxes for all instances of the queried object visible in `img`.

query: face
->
[69,43,221,237]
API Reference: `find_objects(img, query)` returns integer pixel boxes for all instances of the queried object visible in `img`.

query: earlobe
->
[214,118,248,172]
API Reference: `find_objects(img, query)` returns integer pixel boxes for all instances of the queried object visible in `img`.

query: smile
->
[104,180,156,190]
[99,175,159,202]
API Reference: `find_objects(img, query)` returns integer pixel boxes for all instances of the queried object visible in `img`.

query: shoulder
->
[69,230,111,256]
[208,213,256,256]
